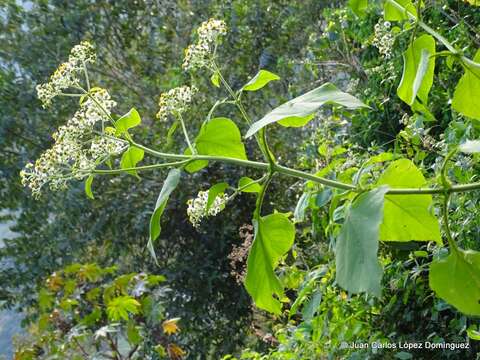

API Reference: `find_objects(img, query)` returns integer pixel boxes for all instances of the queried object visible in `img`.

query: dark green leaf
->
[148,169,182,260]
[335,186,388,296]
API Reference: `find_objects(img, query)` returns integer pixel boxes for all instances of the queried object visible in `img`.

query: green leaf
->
[238,177,261,193]
[120,146,144,177]
[349,0,368,17]
[211,71,221,87]
[127,321,142,345]
[245,213,295,314]
[245,83,368,138]
[397,35,436,107]
[148,169,181,260]
[377,159,441,244]
[452,50,480,120]
[459,140,480,153]
[107,296,141,321]
[293,192,311,222]
[186,117,247,173]
[207,182,229,211]
[430,248,480,315]
[116,108,141,136]
[384,0,417,21]
[242,70,280,91]
[85,175,94,200]
[335,186,388,296]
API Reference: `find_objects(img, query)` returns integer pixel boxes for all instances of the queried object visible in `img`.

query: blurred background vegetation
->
[1,0,479,359]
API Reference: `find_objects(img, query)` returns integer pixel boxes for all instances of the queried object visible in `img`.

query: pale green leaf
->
[120,146,144,177]
[397,35,435,107]
[238,177,261,193]
[211,71,221,87]
[185,117,247,173]
[85,175,94,200]
[242,70,280,91]
[148,169,181,260]
[452,50,480,120]
[430,248,480,315]
[349,0,368,17]
[459,140,480,153]
[377,159,442,244]
[245,213,295,314]
[336,186,388,296]
[245,83,368,138]
[384,0,417,21]
[116,108,141,136]
[207,182,229,211]
[107,296,141,321]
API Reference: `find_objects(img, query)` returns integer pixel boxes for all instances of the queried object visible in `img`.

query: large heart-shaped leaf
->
[430,248,480,315]
[245,83,368,138]
[245,213,295,314]
[377,159,441,244]
[185,117,247,173]
[336,186,389,296]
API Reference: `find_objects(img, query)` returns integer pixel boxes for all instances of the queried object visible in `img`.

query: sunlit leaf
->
[85,175,94,200]
[120,146,144,177]
[238,177,261,193]
[377,159,442,244]
[452,50,480,120]
[430,248,480,315]
[245,213,295,314]
[106,296,140,321]
[397,35,435,108]
[245,83,367,138]
[115,108,141,136]
[384,0,417,21]
[242,70,280,91]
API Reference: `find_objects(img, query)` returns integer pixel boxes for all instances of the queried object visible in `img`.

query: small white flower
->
[156,85,197,121]
[187,190,228,228]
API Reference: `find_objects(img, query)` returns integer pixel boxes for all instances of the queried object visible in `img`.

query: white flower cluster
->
[187,190,228,228]
[182,18,227,71]
[21,89,124,198]
[156,85,197,121]
[36,41,96,107]
[372,20,394,59]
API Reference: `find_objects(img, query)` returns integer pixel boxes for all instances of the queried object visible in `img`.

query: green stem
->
[178,112,195,154]
[92,160,190,175]
[124,140,480,195]
[442,193,458,252]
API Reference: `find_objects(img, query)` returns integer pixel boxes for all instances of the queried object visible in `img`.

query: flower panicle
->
[186,190,228,228]
[21,88,123,198]
[36,41,96,107]
[156,85,197,121]
[182,18,227,71]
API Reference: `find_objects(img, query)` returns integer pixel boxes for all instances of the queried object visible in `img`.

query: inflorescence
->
[372,20,394,59]
[36,41,96,108]
[182,19,227,71]
[186,190,228,228]
[22,41,126,198]
[156,85,197,121]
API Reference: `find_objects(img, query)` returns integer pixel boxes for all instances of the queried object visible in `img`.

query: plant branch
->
[96,140,480,195]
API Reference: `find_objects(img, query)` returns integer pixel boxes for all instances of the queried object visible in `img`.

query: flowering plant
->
[22,3,480,322]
